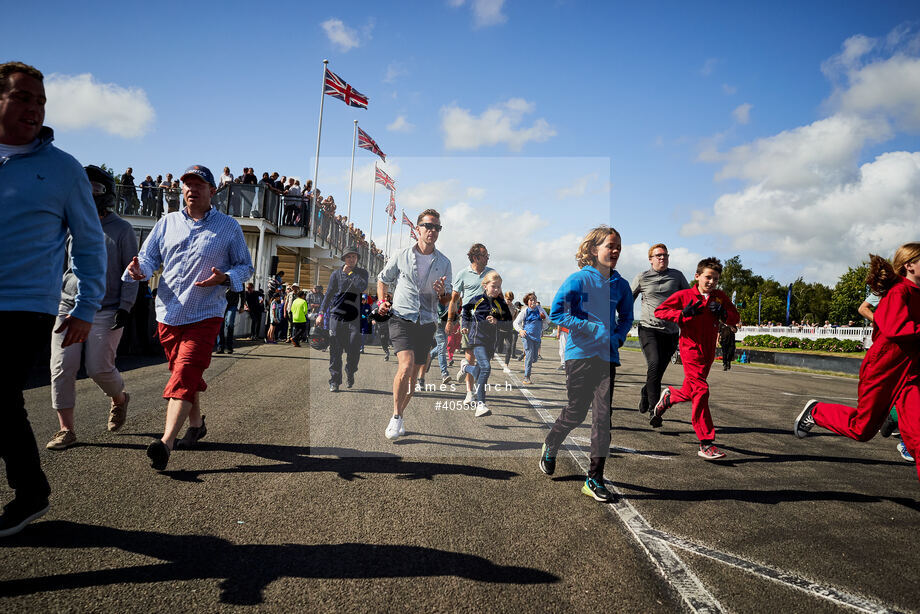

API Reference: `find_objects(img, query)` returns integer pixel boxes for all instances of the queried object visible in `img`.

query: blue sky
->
[8,0,920,303]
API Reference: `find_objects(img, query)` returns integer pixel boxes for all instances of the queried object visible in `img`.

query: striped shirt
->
[123,206,254,326]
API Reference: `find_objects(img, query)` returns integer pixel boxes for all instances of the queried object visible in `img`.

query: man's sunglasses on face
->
[419,222,442,232]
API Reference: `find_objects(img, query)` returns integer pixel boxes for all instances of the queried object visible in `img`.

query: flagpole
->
[399,209,404,250]
[369,163,377,247]
[312,59,328,210]
[346,119,357,223]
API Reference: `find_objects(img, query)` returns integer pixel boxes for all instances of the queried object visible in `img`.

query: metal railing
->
[310,205,384,279]
[114,185,177,218]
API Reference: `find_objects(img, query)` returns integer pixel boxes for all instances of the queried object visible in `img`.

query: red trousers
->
[664,344,715,442]
[813,340,920,480]
[157,318,223,403]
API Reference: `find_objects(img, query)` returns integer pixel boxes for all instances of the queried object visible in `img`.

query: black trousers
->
[1,312,53,503]
[638,326,679,411]
[249,309,263,339]
[329,318,361,385]
[544,357,614,480]
[721,341,736,365]
[378,321,391,355]
[291,322,307,344]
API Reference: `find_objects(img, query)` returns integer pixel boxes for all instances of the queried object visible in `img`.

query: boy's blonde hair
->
[576,225,620,269]
[481,271,502,287]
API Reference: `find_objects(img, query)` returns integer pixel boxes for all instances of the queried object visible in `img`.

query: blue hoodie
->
[550,265,633,365]
[0,127,106,321]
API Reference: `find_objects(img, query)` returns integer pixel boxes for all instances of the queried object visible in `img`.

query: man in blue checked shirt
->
[125,164,253,471]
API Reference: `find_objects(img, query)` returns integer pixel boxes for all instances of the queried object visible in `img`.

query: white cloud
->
[556,173,602,199]
[689,26,920,284]
[44,73,154,138]
[722,83,737,95]
[401,179,484,208]
[448,0,507,28]
[387,115,415,132]
[384,62,408,83]
[700,58,720,76]
[441,98,556,151]
[732,102,752,125]
[321,18,363,51]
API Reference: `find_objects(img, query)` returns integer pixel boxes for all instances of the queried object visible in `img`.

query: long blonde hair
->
[576,226,619,269]
[866,242,920,296]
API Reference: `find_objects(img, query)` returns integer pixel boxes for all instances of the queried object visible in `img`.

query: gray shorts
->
[388,317,436,365]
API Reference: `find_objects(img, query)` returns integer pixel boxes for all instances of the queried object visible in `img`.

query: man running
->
[125,164,253,470]
[376,210,453,439]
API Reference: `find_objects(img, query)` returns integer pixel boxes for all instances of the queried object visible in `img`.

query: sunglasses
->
[652,253,669,259]
[419,222,442,232]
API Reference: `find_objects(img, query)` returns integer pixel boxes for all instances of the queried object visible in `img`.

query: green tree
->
[789,277,832,324]
[828,264,869,325]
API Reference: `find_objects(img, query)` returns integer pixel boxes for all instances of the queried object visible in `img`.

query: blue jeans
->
[523,336,540,377]
[217,306,238,351]
[429,322,449,378]
[462,344,492,403]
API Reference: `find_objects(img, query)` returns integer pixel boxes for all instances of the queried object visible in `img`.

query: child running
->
[513,292,547,385]
[457,271,512,417]
[538,226,633,503]
[794,244,920,480]
[651,257,740,460]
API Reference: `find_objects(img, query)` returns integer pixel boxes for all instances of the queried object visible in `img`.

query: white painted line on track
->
[497,358,725,613]
[642,529,905,614]
[499,357,902,614]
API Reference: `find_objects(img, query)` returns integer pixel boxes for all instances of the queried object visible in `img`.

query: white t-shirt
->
[414,248,435,298]
[0,139,38,162]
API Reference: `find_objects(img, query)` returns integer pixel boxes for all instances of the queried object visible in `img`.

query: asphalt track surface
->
[1,338,918,613]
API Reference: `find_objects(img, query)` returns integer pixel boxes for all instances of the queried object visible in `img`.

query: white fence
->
[628,325,874,348]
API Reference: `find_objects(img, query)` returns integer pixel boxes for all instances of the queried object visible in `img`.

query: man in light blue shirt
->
[448,243,494,405]
[376,209,452,440]
[125,164,253,471]
[0,62,107,538]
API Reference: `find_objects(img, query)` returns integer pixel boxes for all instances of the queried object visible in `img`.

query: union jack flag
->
[386,191,396,220]
[375,166,396,191]
[358,127,385,161]
[402,211,414,228]
[409,227,418,240]
[324,68,368,109]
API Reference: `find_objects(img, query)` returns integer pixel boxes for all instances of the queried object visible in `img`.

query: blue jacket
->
[461,293,512,353]
[550,266,633,365]
[0,127,106,321]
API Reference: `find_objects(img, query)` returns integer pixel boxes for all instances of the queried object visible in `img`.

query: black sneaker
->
[880,412,897,438]
[330,382,340,392]
[0,498,49,538]
[794,400,819,438]
[146,440,170,470]
[175,416,207,449]
[649,387,670,428]
[581,477,616,503]
[539,443,556,475]
[638,389,649,414]
[346,374,355,389]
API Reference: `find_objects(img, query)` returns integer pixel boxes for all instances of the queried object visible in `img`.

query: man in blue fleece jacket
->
[0,62,106,537]
[538,226,633,503]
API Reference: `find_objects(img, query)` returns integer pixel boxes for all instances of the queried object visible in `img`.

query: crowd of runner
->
[2,60,918,539]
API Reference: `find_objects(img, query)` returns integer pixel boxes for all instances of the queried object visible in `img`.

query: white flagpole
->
[346,119,357,223]
[399,209,405,250]
[311,59,328,208]
[369,163,377,247]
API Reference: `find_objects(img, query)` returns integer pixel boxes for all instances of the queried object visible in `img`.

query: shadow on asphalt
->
[112,443,525,482]
[611,482,920,511]
[0,521,559,605]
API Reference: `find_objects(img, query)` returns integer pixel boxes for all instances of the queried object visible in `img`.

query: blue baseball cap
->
[180,164,216,188]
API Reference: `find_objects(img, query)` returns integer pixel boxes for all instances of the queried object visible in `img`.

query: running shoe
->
[146,440,170,470]
[522,377,533,385]
[175,416,207,449]
[385,415,403,440]
[539,443,556,475]
[650,388,670,428]
[330,382,340,393]
[897,441,914,462]
[441,374,452,385]
[456,359,469,383]
[880,413,897,438]
[346,374,355,389]
[474,402,491,417]
[581,477,615,503]
[463,390,474,406]
[638,393,649,414]
[108,391,130,432]
[698,443,726,460]
[46,429,77,451]
[794,400,819,438]
[0,497,49,538]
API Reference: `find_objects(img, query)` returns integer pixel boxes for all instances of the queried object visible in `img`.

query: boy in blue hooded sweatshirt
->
[538,226,633,503]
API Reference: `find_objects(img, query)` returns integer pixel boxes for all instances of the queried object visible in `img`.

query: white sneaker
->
[474,402,492,417]
[456,359,469,383]
[463,390,474,406]
[385,415,403,440]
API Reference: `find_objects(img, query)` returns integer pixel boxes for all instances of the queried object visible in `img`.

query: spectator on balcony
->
[259,172,273,188]
[0,61,107,537]
[157,174,171,216]
[120,167,138,214]
[140,175,157,216]
[166,180,180,212]
[241,167,256,185]
[219,166,233,187]
[272,172,284,191]
[282,177,301,226]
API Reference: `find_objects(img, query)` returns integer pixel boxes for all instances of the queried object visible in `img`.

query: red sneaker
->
[698,443,726,460]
